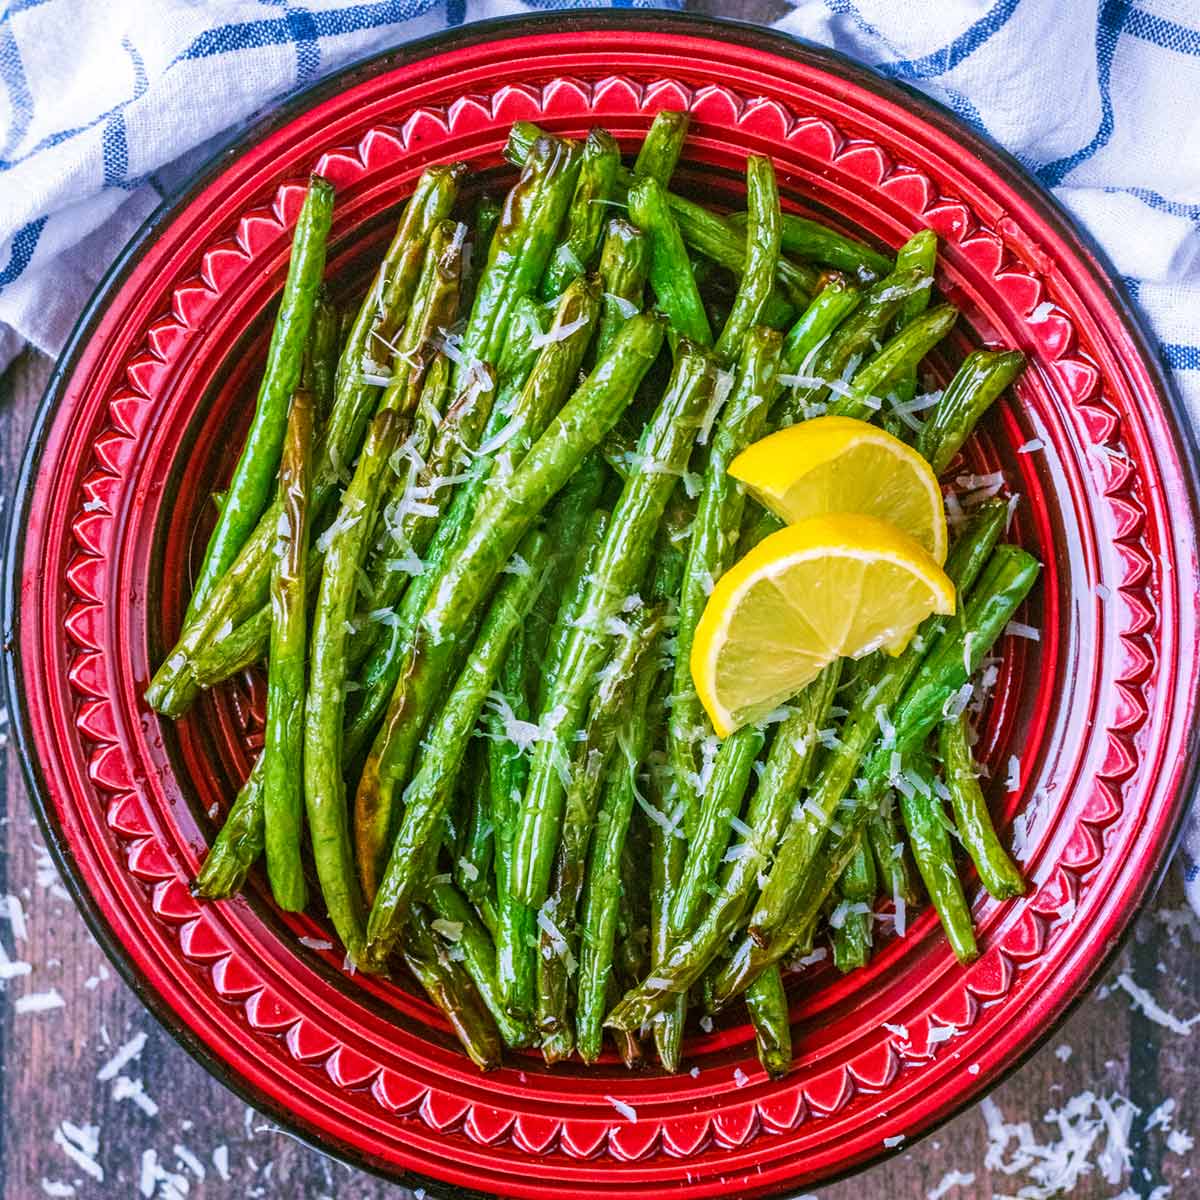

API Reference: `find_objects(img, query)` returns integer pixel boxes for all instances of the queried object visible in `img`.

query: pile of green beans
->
[157,112,1037,1076]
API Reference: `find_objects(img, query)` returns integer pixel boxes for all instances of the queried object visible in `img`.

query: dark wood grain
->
[2,6,1198,1195]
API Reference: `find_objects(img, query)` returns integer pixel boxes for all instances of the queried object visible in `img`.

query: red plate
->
[6,12,1199,1198]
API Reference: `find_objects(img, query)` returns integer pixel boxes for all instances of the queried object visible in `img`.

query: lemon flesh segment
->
[690,513,955,737]
[729,415,949,564]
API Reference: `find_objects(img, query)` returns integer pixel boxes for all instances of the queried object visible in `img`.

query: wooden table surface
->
[2,6,1198,1196]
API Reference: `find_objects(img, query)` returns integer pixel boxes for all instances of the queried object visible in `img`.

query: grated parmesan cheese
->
[604,292,640,319]
[112,1075,159,1117]
[55,1123,102,1182]
[697,369,735,446]
[927,1022,957,1045]
[536,906,577,977]
[3,892,28,941]
[97,1031,147,1081]
[1006,620,1041,641]
[927,1170,975,1200]
[16,988,64,1014]
[529,311,590,349]
[1006,755,1022,792]
[605,1095,638,1122]
[1112,972,1200,1034]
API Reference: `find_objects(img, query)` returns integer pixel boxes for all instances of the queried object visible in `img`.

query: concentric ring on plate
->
[6,13,1198,1199]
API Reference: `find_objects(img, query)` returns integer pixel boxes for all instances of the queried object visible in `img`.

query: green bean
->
[824,303,959,422]
[461,193,501,315]
[489,627,538,1025]
[780,277,861,375]
[475,893,499,942]
[303,410,404,967]
[604,663,841,1031]
[715,157,781,366]
[831,840,876,973]
[615,827,651,988]
[428,877,535,1049]
[771,269,938,427]
[649,786,687,1070]
[147,167,463,716]
[898,752,978,964]
[522,452,608,708]
[541,128,620,298]
[610,982,644,1070]
[194,756,265,899]
[593,219,650,363]
[375,219,465,418]
[746,965,792,1079]
[729,210,893,281]
[888,228,938,410]
[640,516,690,1069]
[536,606,664,1062]
[504,119,819,305]
[456,133,581,386]
[402,906,502,1070]
[780,212,892,280]
[356,353,455,607]
[669,723,765,939]
[303,288,340,422]
[262,390,313,912]
[882,547,1041,759]
[670,190,818,303]
[510,342,717,907]
[668,328,781,825]
[365,530,549,963]
[455,737,494,906]
[633,109,689,185]
[361,166,468,376]
[185,175,334,622]
[866,800,923,911]
[628,175,713,346]
[917,349,1026,475]
[938,713,1025,899]
[189,591,272,686]
[894,230,938,326]
[575,631,660,1063]
[356,313,665,899]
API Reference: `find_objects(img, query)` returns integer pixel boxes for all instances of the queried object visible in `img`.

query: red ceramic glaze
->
[7,13,1199,1199]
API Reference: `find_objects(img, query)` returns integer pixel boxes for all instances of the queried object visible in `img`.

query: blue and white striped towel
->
[1,0,1197,909]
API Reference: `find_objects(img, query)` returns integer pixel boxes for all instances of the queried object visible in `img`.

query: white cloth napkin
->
[0,0,1197,907]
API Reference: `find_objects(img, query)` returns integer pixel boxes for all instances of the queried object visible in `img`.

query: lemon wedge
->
[729,415,948,564]
[690,513,955,736]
